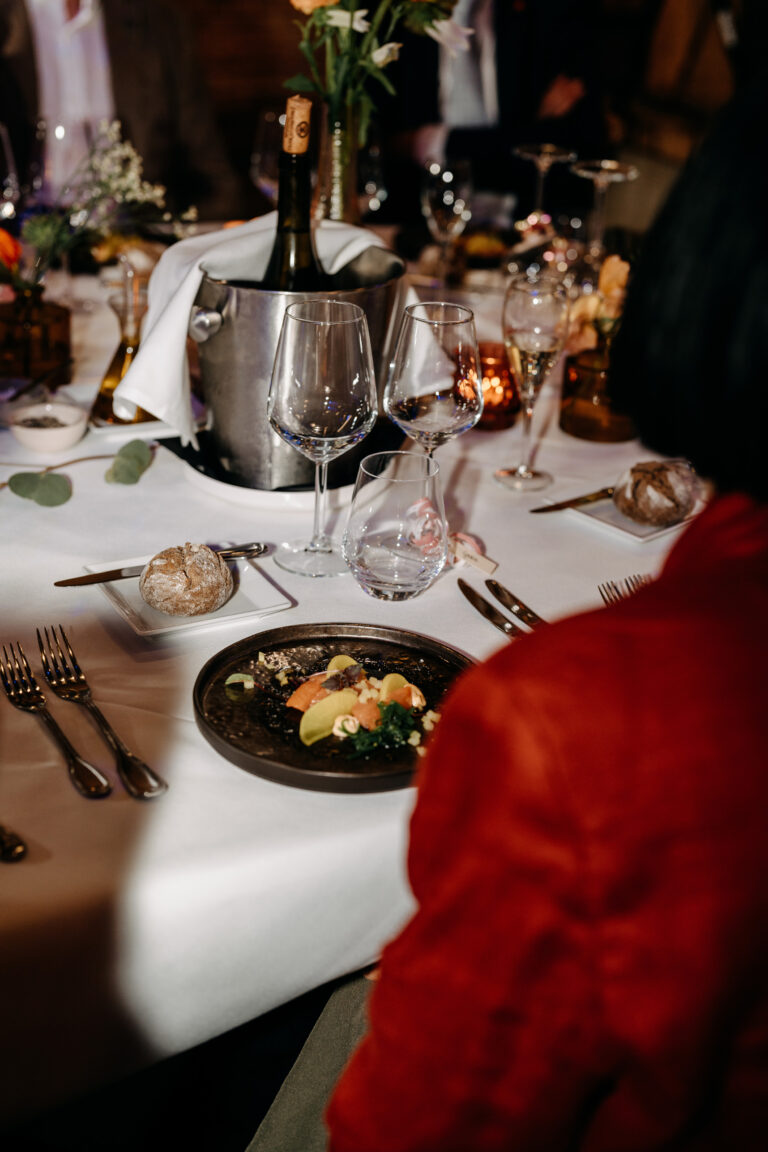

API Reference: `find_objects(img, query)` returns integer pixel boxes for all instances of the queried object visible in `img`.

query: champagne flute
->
[268,299,377,577]
[421,159,473,285]
[383,302,482,458]
[495,272,569,491]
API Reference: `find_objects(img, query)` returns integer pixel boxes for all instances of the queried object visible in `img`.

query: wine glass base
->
[494,467,553,492]
[273,540,349,578]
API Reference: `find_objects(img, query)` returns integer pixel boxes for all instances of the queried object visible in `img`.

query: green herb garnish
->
[345,701,417,759]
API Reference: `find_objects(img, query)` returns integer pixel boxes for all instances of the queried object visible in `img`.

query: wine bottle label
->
[283,96,312,156]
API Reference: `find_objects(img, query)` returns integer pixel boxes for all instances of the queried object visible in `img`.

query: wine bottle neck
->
[276,151,312,233]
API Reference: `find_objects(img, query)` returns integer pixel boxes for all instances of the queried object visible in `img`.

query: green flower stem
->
[0,453,114,489]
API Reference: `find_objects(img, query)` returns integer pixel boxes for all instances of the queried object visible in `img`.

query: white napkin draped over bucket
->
[112,214,390,445]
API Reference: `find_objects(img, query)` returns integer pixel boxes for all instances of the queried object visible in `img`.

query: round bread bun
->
[139,543,233,616]
[613,460,700,527]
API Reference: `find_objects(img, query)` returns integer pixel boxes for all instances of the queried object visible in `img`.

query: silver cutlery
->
[54,542,268,587]
[0,824,27,862]
[37,626,167,800]
[485,580,547,629]
[529,486,615,514]
[0,642,112,798]
[598,573,652,605]
[458,579,524,639]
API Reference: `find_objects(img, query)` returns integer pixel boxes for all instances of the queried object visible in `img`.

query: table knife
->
[485,580,547,628]
[54,543,267,587]
[458,579,523,639]
[529,486,615,514]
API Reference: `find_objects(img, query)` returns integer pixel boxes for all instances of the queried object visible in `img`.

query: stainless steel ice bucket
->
[189,246,407,489]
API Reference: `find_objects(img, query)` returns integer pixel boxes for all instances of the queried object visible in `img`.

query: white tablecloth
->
[0,276,683,1121]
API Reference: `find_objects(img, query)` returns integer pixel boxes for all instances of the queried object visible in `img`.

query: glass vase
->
[0,286,71,387]
[314,101,360,225]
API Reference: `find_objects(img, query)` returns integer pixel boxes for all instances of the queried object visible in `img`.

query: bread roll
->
[613,461,700,527]
[139,543,233,616]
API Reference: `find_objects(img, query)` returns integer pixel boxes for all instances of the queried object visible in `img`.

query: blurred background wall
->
[168,0,739,232]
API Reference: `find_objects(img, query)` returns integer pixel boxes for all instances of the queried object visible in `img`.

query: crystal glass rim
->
[571,158,639,182]
[404,301,474,326]
[284,299,366,326]
[506,271,568,299]
[358,450,440,482]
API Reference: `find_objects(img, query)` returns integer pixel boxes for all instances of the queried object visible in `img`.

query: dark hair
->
[610,75,768,500]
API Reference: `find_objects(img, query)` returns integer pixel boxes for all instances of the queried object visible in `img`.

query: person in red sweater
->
[325,74,768,1152]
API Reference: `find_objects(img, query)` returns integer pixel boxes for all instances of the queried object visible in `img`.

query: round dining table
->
[0,271,687,1123]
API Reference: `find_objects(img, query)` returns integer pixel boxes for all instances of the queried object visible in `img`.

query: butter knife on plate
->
[54,543,267,587]
[529,486,615,514]
[485,580,547,628]
[458,579,524,639]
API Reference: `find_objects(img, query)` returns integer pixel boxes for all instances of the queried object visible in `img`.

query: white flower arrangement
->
[286,0,469,142]
[0,121,170,291]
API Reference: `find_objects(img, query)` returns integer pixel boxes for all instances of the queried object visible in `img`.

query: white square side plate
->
[86,553,291,637]
[573,497,703,541]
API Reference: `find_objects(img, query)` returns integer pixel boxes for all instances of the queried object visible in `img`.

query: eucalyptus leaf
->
[8,471,71,505]
[119,439,152,469]
[105,455,142,484]
[8,472,41,498]
[105,439,152,484]
[35,473,72,506]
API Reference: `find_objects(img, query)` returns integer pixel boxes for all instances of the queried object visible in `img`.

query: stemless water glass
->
[268,299,377,577]
[495,271,569,492]
[383,301,482,457]
[342,451,448,600]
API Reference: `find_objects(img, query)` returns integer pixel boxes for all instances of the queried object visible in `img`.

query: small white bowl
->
[10,400,89,452]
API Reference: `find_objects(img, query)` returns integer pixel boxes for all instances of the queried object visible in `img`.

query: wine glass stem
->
[518,370,540,475]
[534,161,548,215]
[310,460,331,552]
[439,238,452,286]
[589,180,608,255]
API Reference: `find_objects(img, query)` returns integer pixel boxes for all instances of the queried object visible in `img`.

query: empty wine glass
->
[0,122,20,223]
[343,451,448,600]
[250,104,285,208]
[495,271,569,492]
[421,158,473,284]
[514,142,576,221]
[268,299,377,577]
[383,301,482,457]
[571,158,639,262]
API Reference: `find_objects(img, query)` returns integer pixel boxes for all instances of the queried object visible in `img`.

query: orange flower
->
[290,0,337,13]
[597,254,629,309]
[0,229,22,271]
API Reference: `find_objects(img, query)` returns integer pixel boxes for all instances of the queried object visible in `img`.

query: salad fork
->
[598,573,652,605]
[37,626,168,800]
[0,642,112,798]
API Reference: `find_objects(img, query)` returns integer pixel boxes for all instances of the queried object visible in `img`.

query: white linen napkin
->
[112,214,389,445]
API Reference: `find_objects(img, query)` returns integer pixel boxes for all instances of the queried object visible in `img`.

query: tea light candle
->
[477,341,519,430]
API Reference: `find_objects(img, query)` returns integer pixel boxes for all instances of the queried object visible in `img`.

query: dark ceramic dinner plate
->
[193,623,473,792]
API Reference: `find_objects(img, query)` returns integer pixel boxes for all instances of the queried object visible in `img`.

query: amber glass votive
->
[560,347,636,442]
[477,341,520,430]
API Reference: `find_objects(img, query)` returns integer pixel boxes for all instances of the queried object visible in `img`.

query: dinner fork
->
[0,643,112,798]
[37,626,168,800]
[598,573,652,606]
